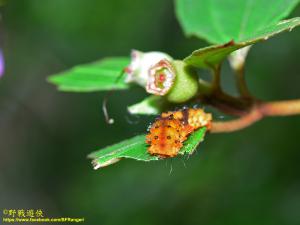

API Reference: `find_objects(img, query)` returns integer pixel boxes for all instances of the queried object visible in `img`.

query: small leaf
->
[128,96,165,115]
[184,17,300,68]
[175,0,300,44]
[48,57,130,92]
[88,127,207,169]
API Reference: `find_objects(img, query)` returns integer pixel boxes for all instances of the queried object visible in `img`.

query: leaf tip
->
[92,158,121,170]
[46,74,62,86]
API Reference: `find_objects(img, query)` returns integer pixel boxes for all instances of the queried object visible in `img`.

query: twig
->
[210,99,300,133]
[210,107,262,133]
[200,90,254,116]
[260,99,300,116]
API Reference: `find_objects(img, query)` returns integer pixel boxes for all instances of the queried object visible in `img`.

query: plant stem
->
[196,60,299,133]
[211,64,221,91]
[210,99,300,133]
[235,65,252,98]
[228,46,252,98]
[260,99,300,116]
[210,107,262,133]
[198,62,254,116]
[200,90,254,116]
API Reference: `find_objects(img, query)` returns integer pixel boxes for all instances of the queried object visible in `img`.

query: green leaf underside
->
[88,127,207,169]
[48,57,130,92]
[184,17,300,68]
[176,0,300,44]
[128,96,165,115]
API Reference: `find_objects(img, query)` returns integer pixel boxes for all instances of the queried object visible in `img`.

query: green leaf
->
[175,0,300,44]
[127,96,165,115]
[183,17,300,68]
[48,57,130,92]
[88,127,207,169]
[179,126,207,154]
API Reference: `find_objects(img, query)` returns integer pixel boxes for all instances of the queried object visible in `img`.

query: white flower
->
[125,50,173,87]
[146,59,176,96]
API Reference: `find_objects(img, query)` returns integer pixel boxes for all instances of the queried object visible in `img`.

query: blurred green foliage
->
[0,1,300,225]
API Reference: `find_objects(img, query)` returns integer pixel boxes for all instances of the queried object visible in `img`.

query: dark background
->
[0,0,300,224]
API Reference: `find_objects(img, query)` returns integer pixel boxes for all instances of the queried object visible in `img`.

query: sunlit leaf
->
[176,0,300,44]
[183,18,300,68]
[127,96,166,115]
[48,57,130,92]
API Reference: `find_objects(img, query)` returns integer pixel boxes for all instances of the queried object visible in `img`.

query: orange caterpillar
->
[146,108,212,157]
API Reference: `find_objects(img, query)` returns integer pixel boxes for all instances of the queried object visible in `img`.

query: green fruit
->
[166,60,199,103]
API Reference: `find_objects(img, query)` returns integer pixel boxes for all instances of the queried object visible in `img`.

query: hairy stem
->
[210,99,300,133]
